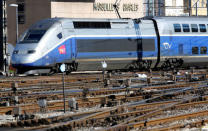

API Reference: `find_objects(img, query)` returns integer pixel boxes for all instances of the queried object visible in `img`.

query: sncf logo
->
[58,45,66,54]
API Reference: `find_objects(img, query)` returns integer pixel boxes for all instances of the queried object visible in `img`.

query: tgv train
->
[11,17,208,74]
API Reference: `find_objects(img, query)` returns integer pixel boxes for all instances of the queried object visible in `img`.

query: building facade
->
[6,0,208,46]
[7,0,51,46]
[7,0,148,46]
[190,0,208,16]
[165,0,188,16]
[183,0,208,16]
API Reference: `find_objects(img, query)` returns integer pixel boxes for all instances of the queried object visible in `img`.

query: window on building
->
[182,24,190,32]
[183,0,189,13]
[200,47,207,54]
[201,0,206,7]
[18,14,25,24]
[16,0,25,24]
[191,24,198,32]
[199,24,206,32]
[173,24,181,32]
[192,47,199,54]
[73,22,111,29]
[18,3,24,13]
[172,0,176,6]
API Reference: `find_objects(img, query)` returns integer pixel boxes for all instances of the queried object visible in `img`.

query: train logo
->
[58,45,66,54]
[163,42,172,49]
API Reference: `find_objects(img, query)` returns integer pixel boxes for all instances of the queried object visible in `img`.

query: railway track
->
[0,80,205,115]
[0,69,208,130]
[2,82,208,130]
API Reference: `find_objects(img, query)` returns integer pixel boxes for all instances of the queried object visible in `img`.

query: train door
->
[62,21,77,63]
[70,38,76,61]
[62,37,76,63]
[134,20,142,61]
[138,19,158,69]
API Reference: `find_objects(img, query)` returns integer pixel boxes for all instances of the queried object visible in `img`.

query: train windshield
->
[19,30,46,43]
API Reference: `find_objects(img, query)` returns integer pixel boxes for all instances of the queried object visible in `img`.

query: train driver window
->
[57,33,62,39]
[192,47,199,54]
[199,24,206,32]
[191,24,198,32]
[173,24,181,32]
[200,47,207,54]
[182,24,190,32]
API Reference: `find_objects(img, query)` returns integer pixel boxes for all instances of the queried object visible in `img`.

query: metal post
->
[148,0,150,16]
[9,4,18,42]
[15,6,18,42]
[3,0,7,74]
[62,72,66,113]
[0,1,4,71]
[152,0,155,16]
[207,0,208,16]
[158,0,160,16]
[196,1,198,16]
[103,69,105,83]
[60,63,66,113]
[189,0,191,16]
[101,60,107,87]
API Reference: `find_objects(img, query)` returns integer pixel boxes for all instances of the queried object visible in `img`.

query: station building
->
[7,0,149,46]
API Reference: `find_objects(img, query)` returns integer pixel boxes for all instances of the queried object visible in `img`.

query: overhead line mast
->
[113,0,121,19]
[0,0,5,73]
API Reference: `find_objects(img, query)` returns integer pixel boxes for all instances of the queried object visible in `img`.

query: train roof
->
[35,16,208,23]
[153,16,208,22]
[38,17,132,23]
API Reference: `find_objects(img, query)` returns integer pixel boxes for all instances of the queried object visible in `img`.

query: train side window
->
[57,33,62,39]
[73,21,111,29]
[182,24,190,32]
[200,47,207,54]
[191,24,198,32]
[192,47,199,54]
[199,24,206,32]
[173,24,181,32]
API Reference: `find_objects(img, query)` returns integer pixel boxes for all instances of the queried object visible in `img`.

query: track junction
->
[0,69,208,130]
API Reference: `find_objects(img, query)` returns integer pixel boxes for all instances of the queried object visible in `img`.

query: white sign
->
[60,64,66,72]
[101,61,107,69]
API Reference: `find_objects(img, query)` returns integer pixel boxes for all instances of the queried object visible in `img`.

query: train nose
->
[11,49,37,65]
[12,54,29,65]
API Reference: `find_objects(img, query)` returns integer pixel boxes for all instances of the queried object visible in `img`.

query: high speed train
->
[11,17,208,74]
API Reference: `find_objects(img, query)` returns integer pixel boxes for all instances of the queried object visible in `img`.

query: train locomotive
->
[11,17,208,74]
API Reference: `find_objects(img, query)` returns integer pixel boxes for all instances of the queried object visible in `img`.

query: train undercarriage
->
[15,58,206,76]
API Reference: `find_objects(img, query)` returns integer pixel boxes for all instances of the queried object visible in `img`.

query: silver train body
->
[11,17,208,74]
